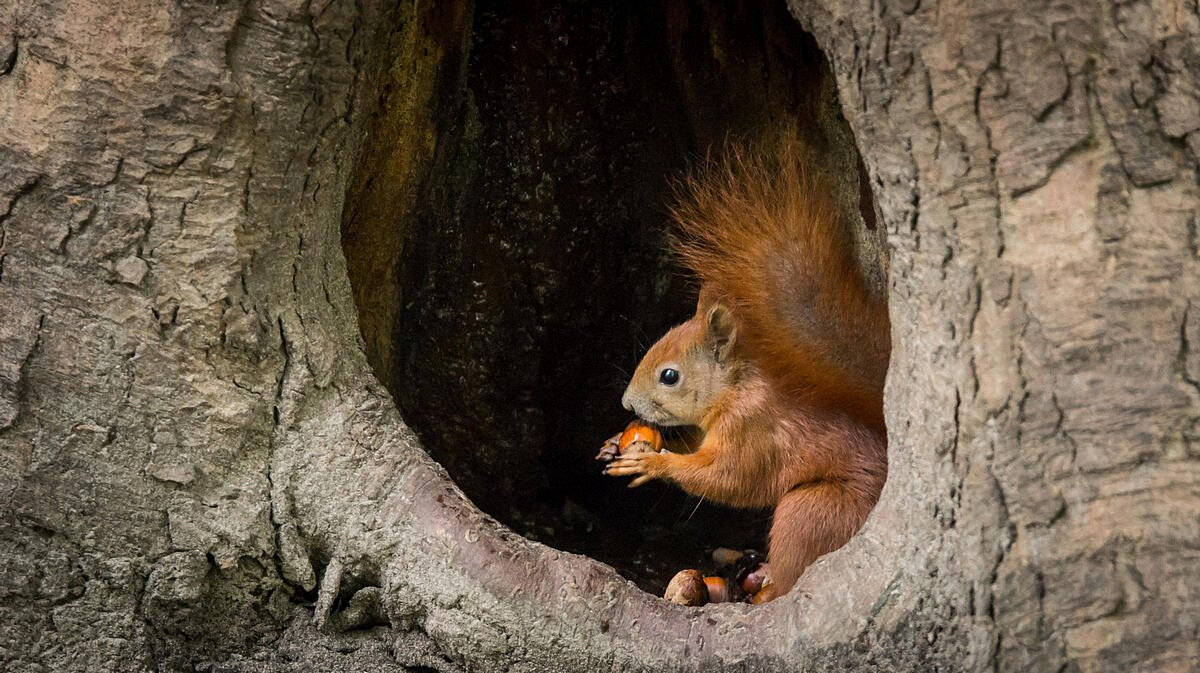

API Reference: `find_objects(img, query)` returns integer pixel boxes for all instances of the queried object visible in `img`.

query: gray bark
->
[1,1,1197,673]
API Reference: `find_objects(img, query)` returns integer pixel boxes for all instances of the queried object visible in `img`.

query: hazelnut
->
[663,569,708,606]
[618,420,663,454]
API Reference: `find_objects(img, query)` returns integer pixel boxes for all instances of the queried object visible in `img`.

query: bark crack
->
[0,35,16,77]
[1010,75,1096,199]
[1048,391,1078,468]
[985,464,1016,673]
[0,175,43,283]
[1177,300,1200,410]
[1,312,46,435]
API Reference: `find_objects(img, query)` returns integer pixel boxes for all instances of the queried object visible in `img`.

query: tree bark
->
[792,1,1200,670]
[1,1,1197,673]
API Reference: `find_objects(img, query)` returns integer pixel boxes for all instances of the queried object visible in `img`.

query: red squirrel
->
[604,135,889,603]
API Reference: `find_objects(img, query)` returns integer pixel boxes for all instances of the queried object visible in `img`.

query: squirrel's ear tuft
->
[705,303,737,364]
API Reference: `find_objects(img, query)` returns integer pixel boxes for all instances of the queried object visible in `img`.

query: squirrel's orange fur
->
[606,135,889,601]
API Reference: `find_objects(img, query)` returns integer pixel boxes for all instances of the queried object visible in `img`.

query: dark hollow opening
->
[341,0,885,594]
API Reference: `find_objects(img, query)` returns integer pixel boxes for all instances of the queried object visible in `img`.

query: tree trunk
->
[1,1,1197,672]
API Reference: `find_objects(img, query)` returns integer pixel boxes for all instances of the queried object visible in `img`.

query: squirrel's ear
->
[705,303,737,364]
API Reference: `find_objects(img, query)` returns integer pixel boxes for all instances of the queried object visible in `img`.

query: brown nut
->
[740,562,769,595]
[663,569,708,606]
[750,577,778,605]
[703,576,734,603]
[618,420,663,455]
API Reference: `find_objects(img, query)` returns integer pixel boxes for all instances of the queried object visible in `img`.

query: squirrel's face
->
[621,302,738,428]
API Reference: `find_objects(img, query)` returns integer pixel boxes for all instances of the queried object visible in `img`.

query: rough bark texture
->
[789,0,1200,670]
[0,2,1197,673]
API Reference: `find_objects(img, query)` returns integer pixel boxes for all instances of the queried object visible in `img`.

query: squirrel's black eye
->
[659,368,680,386]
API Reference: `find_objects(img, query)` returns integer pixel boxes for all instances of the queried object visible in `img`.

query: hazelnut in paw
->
[617,420,663,454]
[597,417,667,458]
[596,420,663,463]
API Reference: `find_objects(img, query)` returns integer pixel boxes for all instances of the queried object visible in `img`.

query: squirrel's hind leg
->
[761,482,870,601]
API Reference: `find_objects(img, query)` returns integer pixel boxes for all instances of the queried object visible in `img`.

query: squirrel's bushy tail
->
[671,133,890,429]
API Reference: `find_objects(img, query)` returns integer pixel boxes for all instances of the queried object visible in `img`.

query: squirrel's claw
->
[594,433,622,462]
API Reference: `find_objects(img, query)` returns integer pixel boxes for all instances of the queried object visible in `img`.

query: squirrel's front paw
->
[594,433,622,462]
[603,450,670,488]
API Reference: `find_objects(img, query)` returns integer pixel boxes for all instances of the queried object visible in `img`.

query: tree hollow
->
[340,0,885,594]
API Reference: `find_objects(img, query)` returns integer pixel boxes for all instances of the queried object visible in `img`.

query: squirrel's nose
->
[621,390,634,412]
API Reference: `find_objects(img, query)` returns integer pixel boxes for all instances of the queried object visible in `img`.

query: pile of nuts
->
[663,548,770,606]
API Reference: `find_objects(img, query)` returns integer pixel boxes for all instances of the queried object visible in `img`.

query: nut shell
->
[663,569,708,606]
